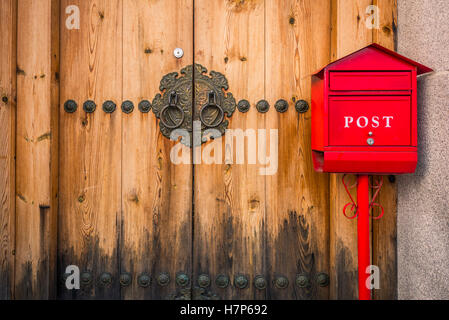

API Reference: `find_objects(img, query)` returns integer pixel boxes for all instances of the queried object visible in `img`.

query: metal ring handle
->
[160,91,185,129]
[199,91,224,128]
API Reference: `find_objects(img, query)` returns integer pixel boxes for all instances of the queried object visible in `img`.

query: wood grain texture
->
[15,0,59,299]
[330,0,373,300]
[373,0,397,50]
[59,0,122,299]
[121,0,193,300]
[265,0,331,300]
[194,0,266,300]
[372,0,398,300]
[0,0,17,300]
[194,0,331,300]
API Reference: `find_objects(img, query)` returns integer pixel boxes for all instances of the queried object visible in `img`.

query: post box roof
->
[313,43,433,76]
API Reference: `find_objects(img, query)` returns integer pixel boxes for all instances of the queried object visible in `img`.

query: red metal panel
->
[329,71,411,91]
[311,74,325,151]
[328,96,411,147]
[323,151,417,174]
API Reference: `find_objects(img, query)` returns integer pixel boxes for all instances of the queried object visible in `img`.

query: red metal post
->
[357,175,371,300]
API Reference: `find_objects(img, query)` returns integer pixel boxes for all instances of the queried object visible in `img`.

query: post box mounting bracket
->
[341,174,384,220]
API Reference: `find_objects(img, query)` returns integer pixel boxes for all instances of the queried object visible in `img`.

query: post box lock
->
[311,43,432,174]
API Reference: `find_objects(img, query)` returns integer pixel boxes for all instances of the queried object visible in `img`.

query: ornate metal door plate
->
[152,64,236,147]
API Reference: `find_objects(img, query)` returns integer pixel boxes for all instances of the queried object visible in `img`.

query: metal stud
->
[121,100,134,114]
[296,274,310,288]
[275,99,289,113]
[173,48,184,59]
[83,100,96,113]
[256,100,270,113]
[215,274,230,288]
[138,100,151,113]
[254,275,266,290]
[197,274,210,288]
[119,272,132,287]
[99,272,112,287]
[62,272,71,283]
[157,272,170,286]
[176,273,189,287]
[103,100,116,113]
[316,272,329,287]
[64,100,77,113]
[295,100,309,113]
[274,276,289,289]
[234,274,248,289]
[237,100,250,113]
[80,271,93,286]
[137,273,152,288]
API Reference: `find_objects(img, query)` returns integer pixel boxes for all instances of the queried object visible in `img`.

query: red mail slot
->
[311,43,432,174]
[329,71,411,91]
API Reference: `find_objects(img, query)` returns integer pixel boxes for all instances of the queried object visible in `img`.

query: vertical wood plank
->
[194,0,266,299]
[15,0,59,299]
[373,0,397,50]
[121,0,193,300]
[329,0,373,300]
[0,0,17,300]
[59,0,122,299]
[372,0,398,300]
[265,0,331,300]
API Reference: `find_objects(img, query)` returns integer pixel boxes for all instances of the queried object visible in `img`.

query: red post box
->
[311,43,432,300]
[311,43,432,174]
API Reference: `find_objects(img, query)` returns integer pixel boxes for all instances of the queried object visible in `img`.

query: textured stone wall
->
[397,0,449,300]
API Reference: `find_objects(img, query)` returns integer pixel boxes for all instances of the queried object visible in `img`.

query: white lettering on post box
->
[344,116,394,128]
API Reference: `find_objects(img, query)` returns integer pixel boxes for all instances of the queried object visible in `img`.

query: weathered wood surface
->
[265,0,331,300]
[194,0,331,299]
[59,0,122,299]
[194,0,266,300]
[0,0,399,300]
[0,0,17,300]
[15,0,59,299]
[121,0,193,300]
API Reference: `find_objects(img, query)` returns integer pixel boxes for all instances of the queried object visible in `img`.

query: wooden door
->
[0,0,398,300]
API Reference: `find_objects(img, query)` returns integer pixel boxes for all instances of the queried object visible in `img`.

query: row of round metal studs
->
[63,100,152,114]
[65,271,329,289]
[63,99,310,114]
[238,99,309,114]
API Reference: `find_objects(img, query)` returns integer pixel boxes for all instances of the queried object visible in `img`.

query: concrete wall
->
[397,0,449,299]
